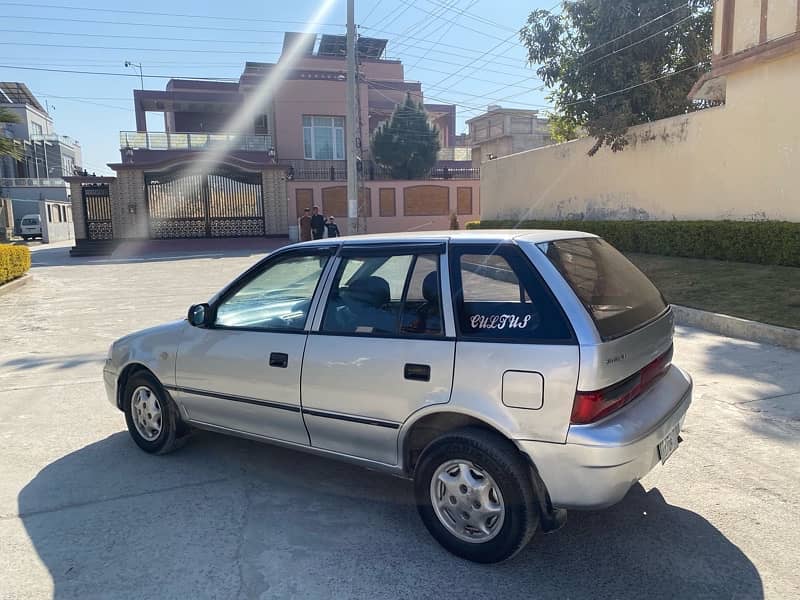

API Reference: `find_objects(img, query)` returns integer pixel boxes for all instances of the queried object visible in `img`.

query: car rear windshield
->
[22,218,38,225]
[537,237,667,341]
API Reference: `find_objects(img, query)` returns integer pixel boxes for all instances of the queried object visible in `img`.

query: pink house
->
[72,33,478,251]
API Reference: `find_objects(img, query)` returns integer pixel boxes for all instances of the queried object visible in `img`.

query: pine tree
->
[371,95,440,179]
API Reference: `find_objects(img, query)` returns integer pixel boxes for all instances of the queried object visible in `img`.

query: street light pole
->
[124,61,144,90]
[345,0,360,235]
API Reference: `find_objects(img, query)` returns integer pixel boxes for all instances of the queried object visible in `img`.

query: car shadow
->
[17,431,763,600]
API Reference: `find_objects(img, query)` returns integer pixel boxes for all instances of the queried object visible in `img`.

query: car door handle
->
[404,363,431,382]
[269,352,289,368]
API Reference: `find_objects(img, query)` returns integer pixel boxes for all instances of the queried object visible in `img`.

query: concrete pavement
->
[1,243,798,599]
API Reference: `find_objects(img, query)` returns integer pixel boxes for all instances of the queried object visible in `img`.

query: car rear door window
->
[321,252,443,337]
[451,244,573,343]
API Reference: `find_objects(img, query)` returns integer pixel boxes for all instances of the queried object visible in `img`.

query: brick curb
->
[672,304,800,351]
[0,273,32,297]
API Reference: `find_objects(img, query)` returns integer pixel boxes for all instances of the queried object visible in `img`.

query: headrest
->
[347,276,391,307]
[422,271,439,304]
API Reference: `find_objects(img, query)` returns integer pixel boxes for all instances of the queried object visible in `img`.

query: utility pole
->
[345,0,360,235]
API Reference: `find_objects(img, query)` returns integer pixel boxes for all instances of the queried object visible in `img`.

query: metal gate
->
[82,185,113,240]
[145,169,265,239]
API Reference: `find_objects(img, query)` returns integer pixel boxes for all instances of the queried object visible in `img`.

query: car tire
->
[21,236,28,241]
[414,427,540,563]
[123,371,185,455]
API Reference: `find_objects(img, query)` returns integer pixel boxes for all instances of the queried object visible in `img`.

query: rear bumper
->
[518,365,692,510]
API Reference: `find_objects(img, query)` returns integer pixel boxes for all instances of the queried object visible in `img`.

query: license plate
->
[657,424,680,464]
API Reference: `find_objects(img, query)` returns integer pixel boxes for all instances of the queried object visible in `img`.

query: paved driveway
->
[1,242,798,600]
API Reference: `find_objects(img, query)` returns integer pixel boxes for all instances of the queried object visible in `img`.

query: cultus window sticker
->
[469,314,533,330]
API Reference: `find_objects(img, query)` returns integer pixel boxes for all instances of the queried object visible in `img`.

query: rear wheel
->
[414,427,540,563]
[21,235,29,241]
[123,371,185,454]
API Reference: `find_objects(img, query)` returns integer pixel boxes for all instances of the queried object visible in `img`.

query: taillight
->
[571,345,673,424]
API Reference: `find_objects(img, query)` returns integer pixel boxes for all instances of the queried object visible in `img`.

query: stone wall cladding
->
[113,169,148,238]
[262,167,288,235]
[68,181,87,240]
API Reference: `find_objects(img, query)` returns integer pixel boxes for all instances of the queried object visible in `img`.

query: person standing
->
[310,206,326,240]
[325,216,340,238]
[298,208,312,242]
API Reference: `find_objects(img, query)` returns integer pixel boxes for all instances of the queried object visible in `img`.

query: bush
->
[0,245,31,284]
[466,220,800,267]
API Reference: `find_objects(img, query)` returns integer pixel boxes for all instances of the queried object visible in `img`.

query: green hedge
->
[0,245,31,285]
[467,220,800,267]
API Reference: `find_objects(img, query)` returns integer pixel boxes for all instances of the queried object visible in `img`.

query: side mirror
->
[187,303,211,327]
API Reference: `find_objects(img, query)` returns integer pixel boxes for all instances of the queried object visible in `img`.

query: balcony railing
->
[120,131,273,152]
[0,177,68,187]
[29,133,80,147]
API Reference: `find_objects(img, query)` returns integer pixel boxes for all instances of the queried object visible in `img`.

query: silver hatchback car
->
[105,230,692,563]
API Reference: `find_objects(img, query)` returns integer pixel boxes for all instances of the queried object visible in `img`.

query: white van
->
[20,214,42,241]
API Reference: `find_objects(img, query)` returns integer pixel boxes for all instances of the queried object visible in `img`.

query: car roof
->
[293,229,597,248]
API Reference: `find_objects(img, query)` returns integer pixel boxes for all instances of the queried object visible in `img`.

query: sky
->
[0,0,556,174]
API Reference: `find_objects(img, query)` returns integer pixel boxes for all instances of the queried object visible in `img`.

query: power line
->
[33,94,133,112]
[482,3,710,106]
[404,1,523,45]
[578,11,699,71]
[360,0,385,27]
[578,1,696,58]
[424,0,519,33]
[33,92,131,101]
[0,1,344,26]
[1,12,534,72]
[0,41,281,56]
[562,62,705,107]
[0,28,286,46]
[408,0,480,70]
[0,63,238,81]
[368,1,419,34]
[430,1,707,112]
[1,14,318,36]
[428,31,520,89]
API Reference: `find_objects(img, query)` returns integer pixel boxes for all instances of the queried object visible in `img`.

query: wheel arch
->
[116,362,159,410]
[399,408,518,477]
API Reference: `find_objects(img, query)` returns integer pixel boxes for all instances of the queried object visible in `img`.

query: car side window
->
[451,245,573,343]
[321,253,443,337]
[215,254,329,331]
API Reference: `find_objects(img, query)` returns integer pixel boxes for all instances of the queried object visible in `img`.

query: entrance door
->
[82,185,113,240]
[301,246,455,465]
[145,169,265,239]
[175,248,333,444]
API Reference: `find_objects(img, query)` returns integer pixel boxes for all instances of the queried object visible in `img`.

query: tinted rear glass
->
[538,237,667,340]
[22,218,38,225]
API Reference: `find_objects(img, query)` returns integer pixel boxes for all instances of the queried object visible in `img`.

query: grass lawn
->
[625,253,800,330]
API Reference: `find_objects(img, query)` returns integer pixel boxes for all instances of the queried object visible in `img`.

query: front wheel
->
[414,428,540,563]
[123,371,184,454]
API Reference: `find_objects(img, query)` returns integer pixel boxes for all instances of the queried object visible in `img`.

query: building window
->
[254,114,269,134]
[303,116,345,160]
[31,122,43,136]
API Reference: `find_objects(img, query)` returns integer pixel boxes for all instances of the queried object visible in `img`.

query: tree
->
[371,95,440,179]
[520,0,714,155]
[0,108,23,161]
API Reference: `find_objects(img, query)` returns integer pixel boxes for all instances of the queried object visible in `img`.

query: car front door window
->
[215,254,329,331]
